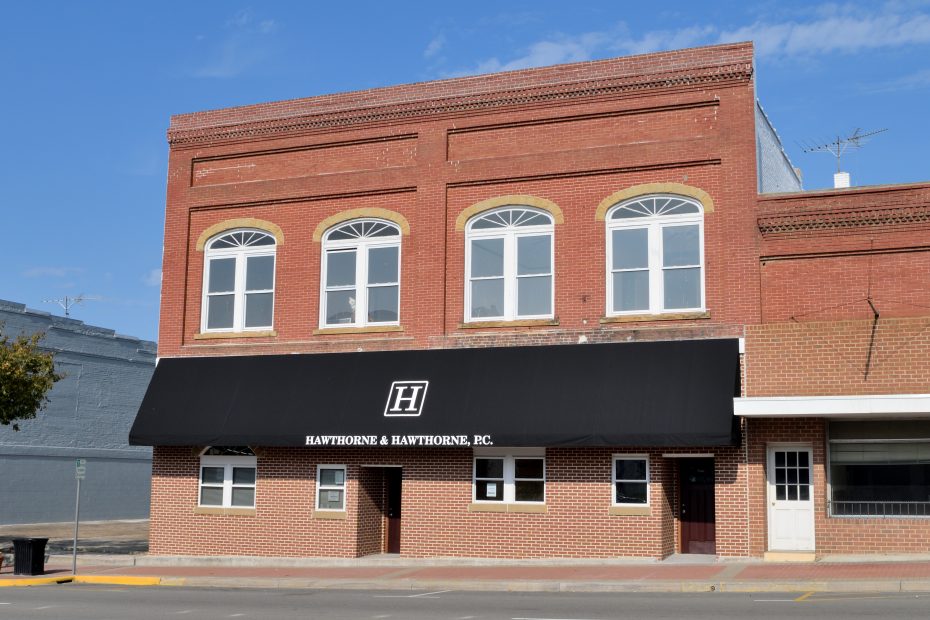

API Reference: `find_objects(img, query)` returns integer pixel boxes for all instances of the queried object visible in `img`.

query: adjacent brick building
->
[132,42,930,559]
[1,300,156,524]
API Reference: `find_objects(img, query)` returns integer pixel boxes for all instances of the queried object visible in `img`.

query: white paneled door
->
[767,446,815,551]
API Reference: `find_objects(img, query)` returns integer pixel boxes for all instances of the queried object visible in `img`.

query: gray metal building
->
[0,300,156,525]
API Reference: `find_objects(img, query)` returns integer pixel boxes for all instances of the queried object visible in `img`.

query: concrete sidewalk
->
[3,520,930,593]
[4,554,930,593]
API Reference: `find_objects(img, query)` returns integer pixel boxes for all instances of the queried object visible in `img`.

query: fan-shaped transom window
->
[609,196,701,219]
[322,219,401,327]
[465,207,554,321]
[208,230,276,249]
[606,195,704,315]
[202,229,276,332]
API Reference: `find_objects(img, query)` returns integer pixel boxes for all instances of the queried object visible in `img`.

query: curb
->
[0,575,162,587]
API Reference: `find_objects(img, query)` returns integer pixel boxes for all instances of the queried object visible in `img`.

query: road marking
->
[754,599,796,602]
[228,615,245,618]
[34,606,57,610]
[512,617,605,620]
[173,611,193,615]
[794,591,815,602]
[374,590,451,599]
[409,590,451,598]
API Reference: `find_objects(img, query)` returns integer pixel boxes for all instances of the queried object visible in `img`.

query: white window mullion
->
[356,241,368,327]
[233,255,246,331]
[504,234,516,321]
[503,457,515,502]
[648,225,662,313]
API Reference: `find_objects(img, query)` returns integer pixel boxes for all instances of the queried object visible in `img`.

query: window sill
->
[193,506,256,516]
[313,510,348,520]
[600,311,710,324]
[459,318,559,329]
[194,330,277,340]
[609,506,651,516]
[468,502,548,514]
[313,325,404,335]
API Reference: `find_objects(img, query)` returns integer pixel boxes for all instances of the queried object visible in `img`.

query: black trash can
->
[12,538,48,576]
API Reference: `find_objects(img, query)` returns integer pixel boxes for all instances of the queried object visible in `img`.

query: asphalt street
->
[1,587,930,619]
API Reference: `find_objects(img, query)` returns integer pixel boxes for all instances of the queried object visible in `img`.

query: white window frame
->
[465,207,554,322]
[316,464,347,512]
[198,454,257,508]
[606,195,704,316]
[201,229,276,333]
[472,448,546,504]
[612,454,650,507]
[320,220,401,328]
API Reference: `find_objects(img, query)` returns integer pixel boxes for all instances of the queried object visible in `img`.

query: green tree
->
[0,326,62,430]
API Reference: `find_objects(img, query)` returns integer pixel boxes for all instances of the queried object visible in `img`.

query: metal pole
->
[72,477,81,575]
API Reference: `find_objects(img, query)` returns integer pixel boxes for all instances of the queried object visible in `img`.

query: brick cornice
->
[167,60,753,146]
[758,203,930,235]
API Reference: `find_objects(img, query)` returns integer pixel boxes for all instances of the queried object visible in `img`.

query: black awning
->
[130,339,739,448]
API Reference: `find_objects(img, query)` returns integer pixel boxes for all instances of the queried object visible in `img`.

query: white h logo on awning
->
[384,380,429,416]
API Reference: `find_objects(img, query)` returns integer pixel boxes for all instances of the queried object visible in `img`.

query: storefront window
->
[199,446,256,508]
[829,421,930,517]
[473,451,545,503]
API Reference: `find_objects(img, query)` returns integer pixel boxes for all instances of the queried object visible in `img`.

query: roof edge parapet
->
[168,42,754,146]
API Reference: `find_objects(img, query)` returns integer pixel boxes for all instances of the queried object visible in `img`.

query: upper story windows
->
[321,219,401,328]
[465,207,554,322]
[606,195,704,316]
[202,230,276,333]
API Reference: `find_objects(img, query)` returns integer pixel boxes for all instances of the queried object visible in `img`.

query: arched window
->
[321,219,401,327]
[202,230,276,332]
[465,207,554,321]
[606,195,704,315]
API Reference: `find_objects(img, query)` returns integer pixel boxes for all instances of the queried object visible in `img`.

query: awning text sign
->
[305,434,493,447]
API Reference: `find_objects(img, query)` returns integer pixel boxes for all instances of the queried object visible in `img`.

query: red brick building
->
[131,42,930,559]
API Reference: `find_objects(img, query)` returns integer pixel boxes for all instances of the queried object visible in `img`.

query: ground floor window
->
[613,455,649,505]
[473,449,545,503]
[317,465,347,510]
[199,446,257,508]
[829,421,930,517]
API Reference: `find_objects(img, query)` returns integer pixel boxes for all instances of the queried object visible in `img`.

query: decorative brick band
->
[168,62,753,146]
[758,204,930,235]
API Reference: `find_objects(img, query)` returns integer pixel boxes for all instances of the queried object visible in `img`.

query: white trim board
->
[734,394,930,418]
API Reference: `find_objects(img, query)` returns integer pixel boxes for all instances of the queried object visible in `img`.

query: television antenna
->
[800,127,887,173]
[43,294,100,317]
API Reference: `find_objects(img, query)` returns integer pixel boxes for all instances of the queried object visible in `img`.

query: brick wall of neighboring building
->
[745,317,930,397]
[0,299,156,524]
[746,418,930,556]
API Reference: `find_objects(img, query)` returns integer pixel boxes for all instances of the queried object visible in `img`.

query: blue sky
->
[2,1,928,343]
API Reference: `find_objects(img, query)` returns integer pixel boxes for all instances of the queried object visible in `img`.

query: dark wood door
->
[385,468,402,554]
[679,458,716,554]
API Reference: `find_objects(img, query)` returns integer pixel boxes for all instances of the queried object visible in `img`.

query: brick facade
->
[143,41,930,559]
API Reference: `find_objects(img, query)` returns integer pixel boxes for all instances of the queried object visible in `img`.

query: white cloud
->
[443,4,930,76]
[192,10,279,79]
[424,33,446,59]
[143,269,162,287]
[869,67,930,92]
[22,266,84,278]
[444,31,608,77]
[718,10,930,57]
